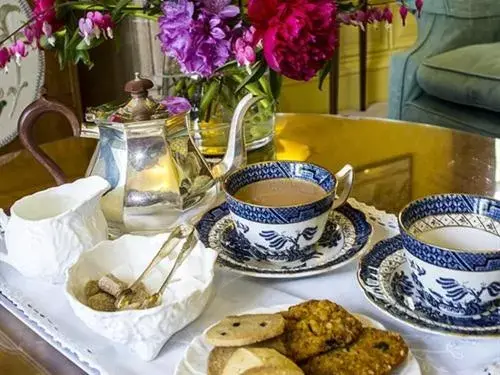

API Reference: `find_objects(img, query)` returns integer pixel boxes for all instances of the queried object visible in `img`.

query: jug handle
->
[18,88,81,185]
[0,209,9,261]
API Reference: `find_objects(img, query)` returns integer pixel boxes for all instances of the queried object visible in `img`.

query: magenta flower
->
[383,7,393,27]
[416,0,424,16]
[161,96,192,114]
[399,5,408,26]
[23,0,60,46]
[233,26,256,66]
[79,11,114,46]
[249,0,337,81]
[9,40,28,65]
[0,47,11,71]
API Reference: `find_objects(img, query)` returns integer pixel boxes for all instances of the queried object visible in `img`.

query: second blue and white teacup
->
[223,161,354,262]
[399,194,500,316]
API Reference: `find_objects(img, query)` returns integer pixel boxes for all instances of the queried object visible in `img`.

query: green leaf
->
[213,59,238,74]
[318,58,333,91]
[269,70,282,100]
[112,0,132,19]
[76,37,104,50]
[199,80,219,118]
[75,49,94,68]
[235,61,267,93]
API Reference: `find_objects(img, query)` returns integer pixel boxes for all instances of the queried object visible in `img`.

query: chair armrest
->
[389,10,500,119]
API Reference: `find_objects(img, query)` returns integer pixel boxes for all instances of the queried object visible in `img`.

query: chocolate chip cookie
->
[301,328,409,375]
[206,314,286,347]
[281,300,362,361]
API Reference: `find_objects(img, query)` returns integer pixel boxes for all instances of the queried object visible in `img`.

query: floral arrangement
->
[0,0,422,119]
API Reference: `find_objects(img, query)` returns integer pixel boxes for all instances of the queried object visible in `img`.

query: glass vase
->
[161,63,276,156]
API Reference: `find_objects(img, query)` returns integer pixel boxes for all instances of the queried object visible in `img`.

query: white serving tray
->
[0,262,302,375]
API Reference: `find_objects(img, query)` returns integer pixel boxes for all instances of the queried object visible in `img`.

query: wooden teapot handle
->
[18,88,81,185]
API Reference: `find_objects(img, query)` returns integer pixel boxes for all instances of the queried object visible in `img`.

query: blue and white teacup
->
[399,194,500,316]
[223,161,354,262]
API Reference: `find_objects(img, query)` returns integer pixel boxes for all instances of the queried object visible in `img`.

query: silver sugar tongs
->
[115,224,197,310]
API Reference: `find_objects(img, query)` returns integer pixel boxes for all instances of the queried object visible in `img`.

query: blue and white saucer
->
[196,202,372,278]
[357,235,500,338]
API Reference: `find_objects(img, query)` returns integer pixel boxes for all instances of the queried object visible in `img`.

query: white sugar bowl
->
[64,233,217,361]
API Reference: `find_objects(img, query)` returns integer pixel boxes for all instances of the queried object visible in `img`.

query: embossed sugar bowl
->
[399,194,500,316]
[19,74,262,235]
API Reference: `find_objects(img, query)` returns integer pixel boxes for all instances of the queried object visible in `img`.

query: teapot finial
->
[123,73,156,121]
[211,94,262,180]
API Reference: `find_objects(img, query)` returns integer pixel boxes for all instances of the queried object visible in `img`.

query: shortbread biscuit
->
[221,348,303,375]
[206,314,285,347]
[282,300,362,361]
[301,328,409,375]
[207,336,288,375]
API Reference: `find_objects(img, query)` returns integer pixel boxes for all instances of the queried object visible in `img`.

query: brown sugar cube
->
[98,274,127,297]
[87,292,117,312]
[84,280,100,298]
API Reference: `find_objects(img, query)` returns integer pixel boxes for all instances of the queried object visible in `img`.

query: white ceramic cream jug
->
[0,176,110,283]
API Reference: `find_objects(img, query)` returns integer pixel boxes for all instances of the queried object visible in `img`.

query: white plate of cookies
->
[175,300,421,375]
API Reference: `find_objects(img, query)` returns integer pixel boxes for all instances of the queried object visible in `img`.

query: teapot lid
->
[85,73,169,123]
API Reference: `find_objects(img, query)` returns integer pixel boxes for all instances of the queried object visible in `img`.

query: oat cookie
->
[282,300,362,361]
[206,314,286,347]
[301,328,409,375]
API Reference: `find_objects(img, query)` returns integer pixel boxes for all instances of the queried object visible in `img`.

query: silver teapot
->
[18,75,261,235]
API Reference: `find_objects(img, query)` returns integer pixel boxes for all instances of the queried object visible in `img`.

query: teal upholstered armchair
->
[388,0,500,137]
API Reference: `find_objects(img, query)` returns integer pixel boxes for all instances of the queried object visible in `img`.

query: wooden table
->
[0,114,497,374]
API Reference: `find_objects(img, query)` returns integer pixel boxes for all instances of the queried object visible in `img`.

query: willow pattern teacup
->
[223,161,353,262]
[399,194,500,316]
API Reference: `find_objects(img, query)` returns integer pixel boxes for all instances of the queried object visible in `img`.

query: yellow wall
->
[279,3,418,113]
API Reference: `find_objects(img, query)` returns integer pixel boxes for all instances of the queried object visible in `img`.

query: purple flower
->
[202,0,239,18]
[161,96,192,114]
[158,0,193,63]
[79,17,94,45]
[158,0,234,77]
[9,40,28,65]
[42,21,55,46]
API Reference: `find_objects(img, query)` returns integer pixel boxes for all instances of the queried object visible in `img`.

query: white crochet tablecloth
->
[0,199,499,375]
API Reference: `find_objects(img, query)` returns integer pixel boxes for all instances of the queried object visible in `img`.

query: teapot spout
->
[211,94,263,180]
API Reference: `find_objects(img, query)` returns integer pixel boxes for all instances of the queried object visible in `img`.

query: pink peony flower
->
[0,47,11,71]
[248,0,337,81]
[9,40,28,65]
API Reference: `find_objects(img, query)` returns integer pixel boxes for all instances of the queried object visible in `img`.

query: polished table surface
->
[0,114,498,374]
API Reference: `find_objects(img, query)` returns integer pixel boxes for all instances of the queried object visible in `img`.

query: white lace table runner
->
[0,198,498,374]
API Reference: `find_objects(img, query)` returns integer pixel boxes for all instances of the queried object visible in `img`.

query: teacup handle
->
[332,164,354,209]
